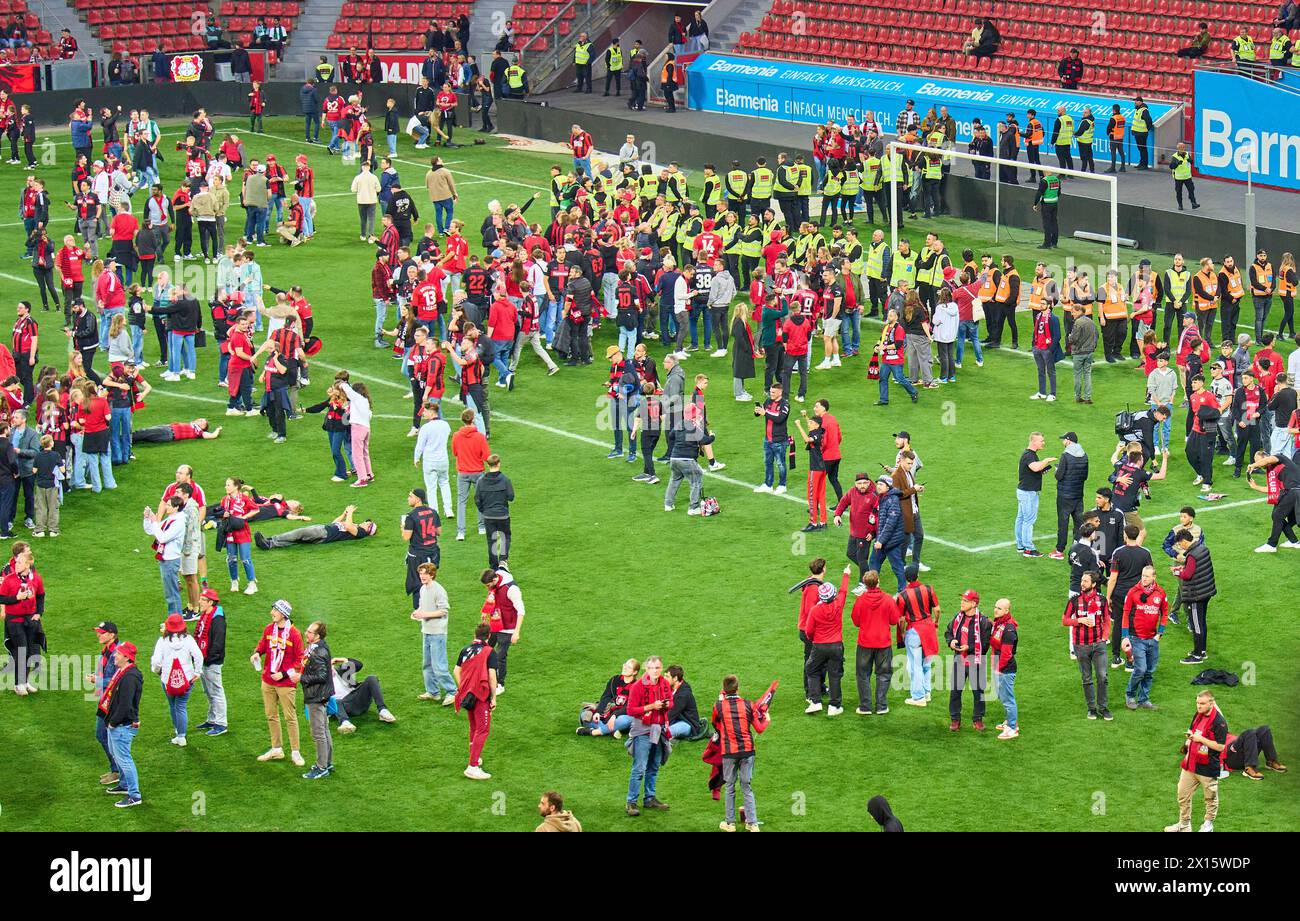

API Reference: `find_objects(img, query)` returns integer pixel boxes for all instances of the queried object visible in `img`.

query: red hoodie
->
[851,587,901,648]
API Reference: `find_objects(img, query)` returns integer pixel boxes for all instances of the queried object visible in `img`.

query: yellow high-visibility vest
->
[749,167,774,198]
[890,250,917,287]
[573,42,591,65]
[866,241,887,281]
[607,47,623,71]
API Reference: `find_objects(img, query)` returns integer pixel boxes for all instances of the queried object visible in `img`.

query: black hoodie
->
[474,470,515,520]
[867,795,903,831]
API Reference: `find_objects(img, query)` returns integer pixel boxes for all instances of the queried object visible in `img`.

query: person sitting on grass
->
[577,657,639,737]
[254,504,376,550]
[317,655,397,733]
[276,192,307,247]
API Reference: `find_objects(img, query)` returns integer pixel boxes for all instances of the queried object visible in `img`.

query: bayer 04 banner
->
[1194,69,1300,191]
[686,53,1177,150]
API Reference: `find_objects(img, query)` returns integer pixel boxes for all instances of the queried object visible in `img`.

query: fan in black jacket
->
[1053,433,1090,556]
[300,624,334,777]
[68,299,101,382]
[666,668,702,739]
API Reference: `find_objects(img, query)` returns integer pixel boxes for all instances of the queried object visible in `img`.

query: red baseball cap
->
[201,588,220,602]
[116,641,138,661]
[961,589,980,603]
[164,613,186,633]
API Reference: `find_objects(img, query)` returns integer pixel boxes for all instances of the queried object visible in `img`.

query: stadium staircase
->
[0,0,57,59]
[31,0,97,57]
[277,0,345,76]
[468,0,512,59]
[735,0,1288,98]
[512,0,626,92]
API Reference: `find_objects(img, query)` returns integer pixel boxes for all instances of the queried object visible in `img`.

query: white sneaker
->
[1255,543,1277,553]
[338,720,357,734]
[495,685,504,696]
[378,708,397,723]
[257,748,285,762]
[442,694,456,706]
[773,485,787,495]
[1193,475,1204,485]
[225,408,243,416]
[182,371,196,380]
[826,705,843,716]
[851,584,866,596]
[245,409,260,417]
[710,349,726,357]
[793,395,805,402]
[804,701,823,714]
[407,426,419,437]
[290,751,305,767]
[244,580,259,594]
[663,505,674,512]
[160,372,181,382]
[1220,458,1234,466]
[171,735,187,747]
[464,765,492,780]
[674,350,689,360]
[734,394,751,401]
[14,684,27,696]
[1281,541,1300,549]
[23,683,38,694]
[1164,821,1192,832]
[1045,394,1056,402]
[903,697,926,706]
[1198,821,1214,832]
[686,507,702,516]
[330,476,346,482]
[815,360,832,370]
[916,562,931,572]
[997,727,1019,740]
[231,580,240,592]
[753,484,772,494]
[708,461,726,471]
[831,356,842,367]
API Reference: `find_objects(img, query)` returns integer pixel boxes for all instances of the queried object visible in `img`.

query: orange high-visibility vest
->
[1100,282,1127,319]
[1194,269,1218,310]
[995,268,1019,304]
[1279,268,1296,296]
[1109,114,1126,140]
[1028,279,1048,308]
[1250,262,1273,295]
[1026,118,1044,145]
[977,269,999,299]
[1224,267,1244,300]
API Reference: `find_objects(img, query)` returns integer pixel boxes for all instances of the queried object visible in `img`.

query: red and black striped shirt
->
[710,694,768,758]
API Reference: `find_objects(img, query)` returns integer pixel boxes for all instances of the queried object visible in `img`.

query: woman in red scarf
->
[1166,690,1227,832]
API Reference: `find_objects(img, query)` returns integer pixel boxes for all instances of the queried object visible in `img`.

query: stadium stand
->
[0,0,56,60]
[735,0,1289,98]
[73,0,301,55]
[509,1,577,53]
[326,2,472,51]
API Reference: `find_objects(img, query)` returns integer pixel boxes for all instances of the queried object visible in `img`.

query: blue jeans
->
[490,338,513,382]
[328,429,353,478]
[243,207,267,243]
[167,686,192,737]
[270,193,285,223]
[763,438,787,487]
[374,298,390,338]
[659,304,676,342]
[602,272,619,317]
[1014,488,1040,551]
[956,320,983,364]
[667,719,693,740]
[387,132,398,155]
[905,627,931,700]
[110,406,133,463]
[877,363,917,402]
[996,670,1018,729]
[869,543,907,592]
[1126,636,1160,703]
[574,156,592,178]
[422,633,456,695]
[299,196,315,237]
[617,325,637,358]
[589,713,632,735]
[159,556,182,616]
[130,325,145,364]
[688,307,712,349]
[107,725,140,798]
[328,121,342,150]
[227,541,255,581]
[609,397,638,454]
[1150,402,1172,452]
[542,299,560,343]
[433,198,454,234]
[99,308,125,351]
[70,433,87,488]
[168,332,196,374]
[85,450,116,492]
[304,113,320,141]
[627,733,662,804]
[839,309,861,354]
[412,123,430,145]
[96,715,120,773]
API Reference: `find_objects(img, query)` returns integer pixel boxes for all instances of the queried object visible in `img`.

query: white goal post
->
[885,140,1119,275]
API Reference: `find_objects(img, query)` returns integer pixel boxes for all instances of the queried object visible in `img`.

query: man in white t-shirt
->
[414,401,453,516]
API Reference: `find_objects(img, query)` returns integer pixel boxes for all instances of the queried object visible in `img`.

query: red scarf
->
[1181,706,1221,771]
[953,610,984,664]
[97,662,132,717]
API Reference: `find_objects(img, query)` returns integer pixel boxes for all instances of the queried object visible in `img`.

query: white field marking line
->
[965,496,1270,553]
[311,359,979,550]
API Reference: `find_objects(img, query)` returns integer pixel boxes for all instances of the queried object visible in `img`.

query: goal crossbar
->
[885,140,1119,274]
